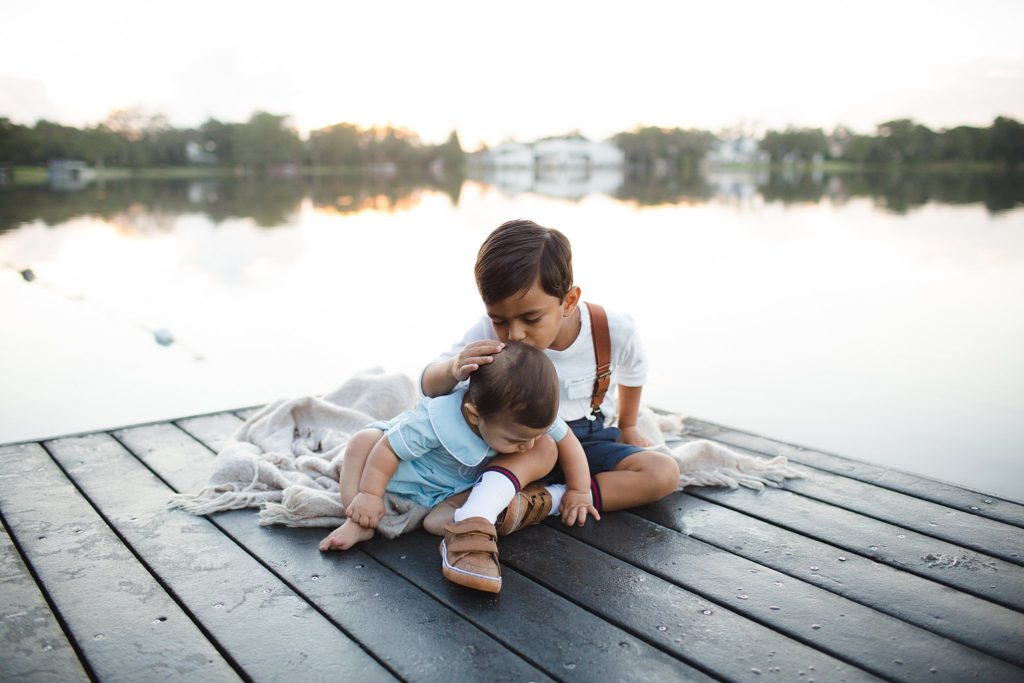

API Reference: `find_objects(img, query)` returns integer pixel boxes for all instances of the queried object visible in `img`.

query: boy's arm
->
[421,340,505,397]
[555,431,600,526]
[617,384,652,447]
[347,438,401,529]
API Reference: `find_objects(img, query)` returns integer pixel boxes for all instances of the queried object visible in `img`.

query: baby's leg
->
[423,490,471,535]
[452,435,558,524]
[338,428,385,509]
[320,428,385,552]
[319,519,375,551]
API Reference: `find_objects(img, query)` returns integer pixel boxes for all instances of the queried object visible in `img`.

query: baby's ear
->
[463,402,482,426]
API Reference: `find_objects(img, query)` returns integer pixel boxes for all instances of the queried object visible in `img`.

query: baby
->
[320,342,596,593]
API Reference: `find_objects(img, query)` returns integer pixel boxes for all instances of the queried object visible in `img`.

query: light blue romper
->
[368,387,569,508]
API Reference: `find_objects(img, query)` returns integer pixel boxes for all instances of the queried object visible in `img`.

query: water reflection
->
[0,173,464,233]
[2,168,1021,234]
[477,166,1024,213]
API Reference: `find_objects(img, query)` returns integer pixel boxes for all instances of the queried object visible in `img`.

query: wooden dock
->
[2,409,1022,682]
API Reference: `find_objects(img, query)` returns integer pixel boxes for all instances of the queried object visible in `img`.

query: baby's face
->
[477,416,550,455]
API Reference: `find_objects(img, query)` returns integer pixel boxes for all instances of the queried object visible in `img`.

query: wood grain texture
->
[682,418,1024,528]
[3,410,1021,683]
[0,523,89,682]
[637,492,1024,667]
[0,442,238,682]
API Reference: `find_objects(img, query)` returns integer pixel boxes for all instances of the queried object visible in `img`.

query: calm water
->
[2,170,1022,501]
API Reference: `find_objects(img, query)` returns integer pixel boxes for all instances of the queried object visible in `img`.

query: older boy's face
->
[485,281,579,351]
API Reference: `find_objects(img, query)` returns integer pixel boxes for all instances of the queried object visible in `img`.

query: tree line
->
[0,109,464,173]
[759,117,1024,167]
[1,109,1022,172]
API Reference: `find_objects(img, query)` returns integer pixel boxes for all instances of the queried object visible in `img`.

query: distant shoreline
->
[5,161,1016,187]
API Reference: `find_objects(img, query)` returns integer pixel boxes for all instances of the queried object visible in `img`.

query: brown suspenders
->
[587,302,612,415]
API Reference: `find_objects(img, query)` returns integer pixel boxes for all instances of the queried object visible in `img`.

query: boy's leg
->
[592,450,680,512]
[320,428,384,552]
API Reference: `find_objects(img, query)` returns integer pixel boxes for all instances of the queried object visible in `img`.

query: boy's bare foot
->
[319,520,374,551]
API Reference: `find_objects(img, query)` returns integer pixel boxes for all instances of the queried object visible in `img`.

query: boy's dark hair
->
[467,342,559,429]
[474,219,573,305]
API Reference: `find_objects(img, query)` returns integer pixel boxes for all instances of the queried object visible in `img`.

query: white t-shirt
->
[425,302,648,422]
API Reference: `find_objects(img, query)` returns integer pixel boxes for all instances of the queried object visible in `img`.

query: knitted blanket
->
[169,368,800,537]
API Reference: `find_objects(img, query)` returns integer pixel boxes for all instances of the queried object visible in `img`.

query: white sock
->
[545,484,566,516]
[453,471,517,523]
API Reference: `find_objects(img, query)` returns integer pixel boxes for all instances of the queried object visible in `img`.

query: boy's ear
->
[463,402,482,426]
[562,286,581,316]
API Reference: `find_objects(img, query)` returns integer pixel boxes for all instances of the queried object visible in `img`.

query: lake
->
[1,168,1022,501]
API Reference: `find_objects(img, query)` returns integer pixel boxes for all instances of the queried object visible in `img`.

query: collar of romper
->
[425,387,493,466]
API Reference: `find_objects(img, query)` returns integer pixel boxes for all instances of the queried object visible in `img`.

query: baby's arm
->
[617,385,652,447]
[421,340,505,397]
[555,431,600,526]
[346,438,400,529]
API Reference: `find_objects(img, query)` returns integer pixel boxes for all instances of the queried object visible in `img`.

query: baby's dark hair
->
[474,219,574,305]
[466,342,559,429]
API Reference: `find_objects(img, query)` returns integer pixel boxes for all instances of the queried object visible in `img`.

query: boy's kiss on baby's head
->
[462,341,560,455]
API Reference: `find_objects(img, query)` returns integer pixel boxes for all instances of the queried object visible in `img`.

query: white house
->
[489,141,535,168]
[186,140,218,165]
[484,136,624,171]
[47,159,94,190]
[476,135,625,199]
[706,136,769,166]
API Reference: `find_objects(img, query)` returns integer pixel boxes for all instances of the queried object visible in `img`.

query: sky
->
[3,0,1023,147]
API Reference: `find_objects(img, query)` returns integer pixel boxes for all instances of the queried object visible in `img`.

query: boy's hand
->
[450,341,505,382]
[346,492,386,529]
[619,425,652,448]
[560,488,600,527]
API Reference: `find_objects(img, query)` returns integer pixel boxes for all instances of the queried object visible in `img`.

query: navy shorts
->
[543,413,646,484]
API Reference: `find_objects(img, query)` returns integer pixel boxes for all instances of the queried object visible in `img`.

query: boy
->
[321,342,597,593]
[421,219,680,547]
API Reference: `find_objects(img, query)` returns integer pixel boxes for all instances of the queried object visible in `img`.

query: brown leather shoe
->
[440,517,502,593]
[495,483,552,536]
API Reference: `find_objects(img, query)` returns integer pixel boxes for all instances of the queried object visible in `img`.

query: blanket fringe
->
[670,439,802,490]
[168,485,282,515]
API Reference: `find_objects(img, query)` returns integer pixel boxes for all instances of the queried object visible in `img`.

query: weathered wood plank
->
[234,408,261,421]
[678,434,1023,565]
[174,413,242,453]
[0,443,239,682]
[501,525,876,681]
[365,530,715,682]
[685,485,1024,612]
[553,512,1022,682]
[635,492,1024,667]
[0,522,89,682]
[683,418,1024,528]
[115,422,552,683]
[45,433,396,683]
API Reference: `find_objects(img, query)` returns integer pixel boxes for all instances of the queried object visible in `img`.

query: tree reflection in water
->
[1,168,1020,234]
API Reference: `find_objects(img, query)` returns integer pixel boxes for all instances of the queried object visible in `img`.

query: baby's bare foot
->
[319,520,374,551]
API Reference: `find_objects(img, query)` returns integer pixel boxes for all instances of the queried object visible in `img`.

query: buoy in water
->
[20,269,35,282]
[154,328,174,346]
